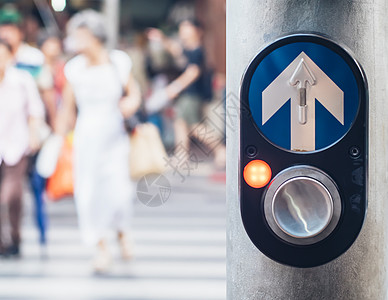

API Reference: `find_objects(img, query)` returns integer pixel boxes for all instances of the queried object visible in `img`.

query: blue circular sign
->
[246,37,362,152]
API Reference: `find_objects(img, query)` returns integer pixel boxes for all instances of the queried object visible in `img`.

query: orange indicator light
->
[243,160,272,188]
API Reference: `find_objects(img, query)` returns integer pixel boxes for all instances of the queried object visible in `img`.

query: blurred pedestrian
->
[144,30,180,144]
[0,5,44,77]
[34,33,66,247]
[0,5,50,248]
[0,38,45,256]
[37,34,66,128]
[147,20,210,159]
[56,10,141,272]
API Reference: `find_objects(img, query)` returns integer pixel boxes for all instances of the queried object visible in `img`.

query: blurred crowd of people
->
[0,3,225,273]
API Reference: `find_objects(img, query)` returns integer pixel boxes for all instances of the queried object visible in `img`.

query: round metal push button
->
[264,166,341,245]
[272,177,333,238]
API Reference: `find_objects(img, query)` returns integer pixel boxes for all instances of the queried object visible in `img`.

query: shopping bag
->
[129,123,167,180]
[36,134,64,178]
[46,133,74,201]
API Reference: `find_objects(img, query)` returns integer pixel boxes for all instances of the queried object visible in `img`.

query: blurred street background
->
[0,0,226,299]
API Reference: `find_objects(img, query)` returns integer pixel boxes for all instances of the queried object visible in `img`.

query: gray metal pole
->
[227,1,388,299]
[102,0,120,49]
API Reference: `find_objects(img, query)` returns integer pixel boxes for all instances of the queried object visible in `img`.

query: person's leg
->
[174,94,200,155]
[174,118,190,150]
[189,122,226,168]
[93,239,111,272]
[187,97,226,168]
[29,167,47,245]
[1,158,28,256]
[117,231,133,260]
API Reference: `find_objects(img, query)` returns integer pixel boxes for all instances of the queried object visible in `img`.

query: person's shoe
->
[0,246,6,257]
[93,246,111,273]
[4,244,20,257]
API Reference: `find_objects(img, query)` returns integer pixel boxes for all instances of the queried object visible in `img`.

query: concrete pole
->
[102,0,120,49]
[227,1,388,299]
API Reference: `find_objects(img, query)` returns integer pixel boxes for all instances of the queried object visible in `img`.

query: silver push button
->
[272,177,333,239]
[264,166,341,245]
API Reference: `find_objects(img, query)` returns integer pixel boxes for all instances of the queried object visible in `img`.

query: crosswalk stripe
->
[0,176,226,299]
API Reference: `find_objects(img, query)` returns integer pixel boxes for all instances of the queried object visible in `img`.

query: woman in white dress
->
[56,10,141,272]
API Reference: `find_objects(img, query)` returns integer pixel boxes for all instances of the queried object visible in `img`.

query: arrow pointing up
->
[262,52,344,151]
[289,58,316,88]
[289,58,316,125]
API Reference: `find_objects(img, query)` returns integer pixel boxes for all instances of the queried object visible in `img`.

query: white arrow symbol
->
[289,58,316,125]
[262,52,344,151]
